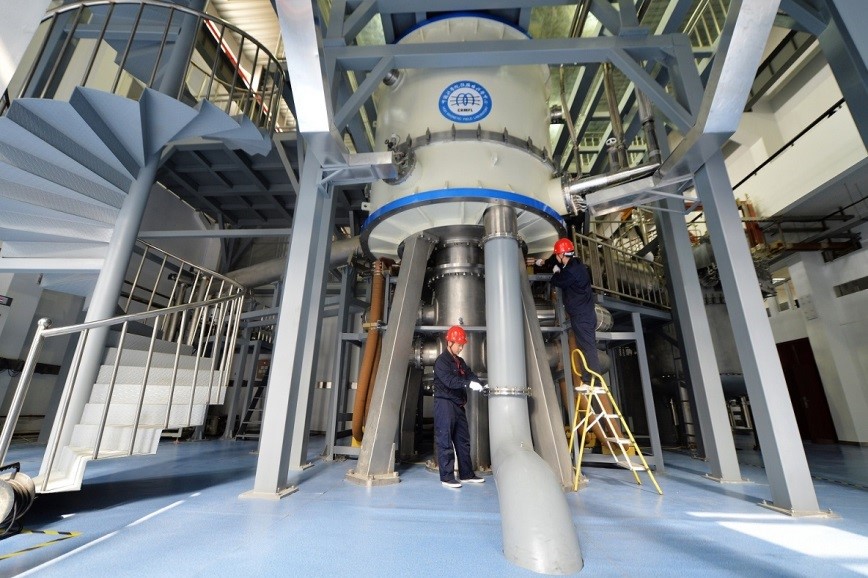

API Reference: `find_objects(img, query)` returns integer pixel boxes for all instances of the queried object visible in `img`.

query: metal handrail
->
[11,0,286,131]
[573,232,669,309]
[124,239,244,314]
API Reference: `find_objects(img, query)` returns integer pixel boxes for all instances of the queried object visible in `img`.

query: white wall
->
[726,52,867,217]
[768,239,868,444]
[0,0,52,95]
[140,185,223,273]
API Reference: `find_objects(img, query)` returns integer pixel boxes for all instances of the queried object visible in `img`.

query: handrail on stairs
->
[0,286,245,483]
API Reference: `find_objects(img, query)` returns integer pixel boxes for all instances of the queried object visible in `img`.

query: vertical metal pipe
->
[637,91,661,164]
[38,5,85,99]
[483,205,583,574]
[148,7,175,87]
[93,321,129,459]
[0,319,50,466]
[429,230,488,468]
[81,3,116,87]
[125,245,149,313]
[110,2,147,95]
[45,156,161,480]
[603,62,628,170]
[157,2,206,100]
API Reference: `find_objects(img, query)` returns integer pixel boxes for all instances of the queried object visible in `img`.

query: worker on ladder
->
[545,237,600,384]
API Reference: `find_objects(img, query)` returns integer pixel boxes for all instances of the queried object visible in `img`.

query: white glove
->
[552,265,561,273]
[469,381,484,392]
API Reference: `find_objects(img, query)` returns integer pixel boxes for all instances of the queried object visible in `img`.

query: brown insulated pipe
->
[351,260,386,443]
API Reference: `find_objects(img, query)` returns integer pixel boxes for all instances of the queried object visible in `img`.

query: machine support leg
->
[346,232,436,484]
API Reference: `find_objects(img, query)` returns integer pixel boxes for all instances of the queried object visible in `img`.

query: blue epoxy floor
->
[1,436,867,577]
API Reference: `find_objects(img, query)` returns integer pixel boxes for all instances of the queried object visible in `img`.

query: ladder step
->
[616,461,647,472]
[575,385,607,394]
[606,437,632,445]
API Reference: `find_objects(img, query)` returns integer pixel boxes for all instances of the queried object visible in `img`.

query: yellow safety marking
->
[0,529,81,560]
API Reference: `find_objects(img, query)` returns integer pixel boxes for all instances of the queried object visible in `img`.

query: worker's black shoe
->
[459,475,485,484]
[441,478,462,489]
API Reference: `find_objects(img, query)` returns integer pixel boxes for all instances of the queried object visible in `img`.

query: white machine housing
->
[362,16,567,259]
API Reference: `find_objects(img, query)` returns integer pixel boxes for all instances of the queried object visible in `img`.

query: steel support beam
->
[519,261,573,489]
[329,35,688,71]
[816,0,868,148]
[138,228,292,239]
[244,153,336,499]
[274,0,347,165]
[631,312,664,473]
[652,119,742,482]
[324,264,356,460]
[696,152,820,514]
[222,327,251,440]
[346,232,436,484]
[659,0,782,180]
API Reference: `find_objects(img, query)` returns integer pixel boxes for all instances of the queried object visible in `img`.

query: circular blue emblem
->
[438,80,492,123]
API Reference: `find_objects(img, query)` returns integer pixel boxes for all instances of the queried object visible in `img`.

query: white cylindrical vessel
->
[362,16,566,259]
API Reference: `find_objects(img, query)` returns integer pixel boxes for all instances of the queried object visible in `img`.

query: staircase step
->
[0,117,127,208]
[38,273,99,298]
[5,97,134,191]
[106,332,196,356]
[0,193,116,228]
[69,87,145,174]
[69,423,162,456]
[81,401,207,428]
[90,382,227,406]
[0,163,121,223]
[95,365,224,388]
[0,210,113,244]
[103,348,201,369]
[0,241,108,259]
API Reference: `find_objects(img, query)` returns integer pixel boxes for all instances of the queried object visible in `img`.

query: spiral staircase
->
[0,84,267,492]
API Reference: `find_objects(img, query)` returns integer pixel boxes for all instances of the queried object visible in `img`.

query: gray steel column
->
[655,201,741,481]
[399,365,424,461]
[42,156,160,469]
[484,205,582,575]
[697,152,820,514]
[156,0,206,99]
[245,153,334,498]
[818,0,868,147]
[346,232,436,485]
[518,262,573,488]
[653,79,742,481]
[324,264,355,459]
[222,328,251,439]
[287,181,336,470]
[632,312,664,473]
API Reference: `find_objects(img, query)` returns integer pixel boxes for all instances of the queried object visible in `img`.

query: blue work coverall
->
[432,349,479,482]
[551,256,600,379]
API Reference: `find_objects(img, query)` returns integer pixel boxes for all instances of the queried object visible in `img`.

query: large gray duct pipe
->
[483,205,583,574]
[227,237,361,288]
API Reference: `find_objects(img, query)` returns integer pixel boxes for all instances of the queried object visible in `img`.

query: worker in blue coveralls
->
[530,237,600,383]
[433,325,486,489]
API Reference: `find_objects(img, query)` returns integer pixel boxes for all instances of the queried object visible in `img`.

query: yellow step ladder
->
[567,348,662,494]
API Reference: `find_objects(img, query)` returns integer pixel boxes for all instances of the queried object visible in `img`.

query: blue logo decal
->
[439,80,492,123]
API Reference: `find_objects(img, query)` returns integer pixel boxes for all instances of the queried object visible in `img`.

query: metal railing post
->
[0,319,51,466]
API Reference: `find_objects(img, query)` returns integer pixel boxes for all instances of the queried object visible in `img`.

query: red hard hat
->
[554,238,574,255]
[446,325,467,345]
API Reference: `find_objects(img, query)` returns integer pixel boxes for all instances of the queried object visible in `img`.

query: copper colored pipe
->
[351,261,386,442]
[364,336,383,417]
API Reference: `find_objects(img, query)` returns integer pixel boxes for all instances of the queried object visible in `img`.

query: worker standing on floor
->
[433,325,486,489]
[533,238,600,383]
